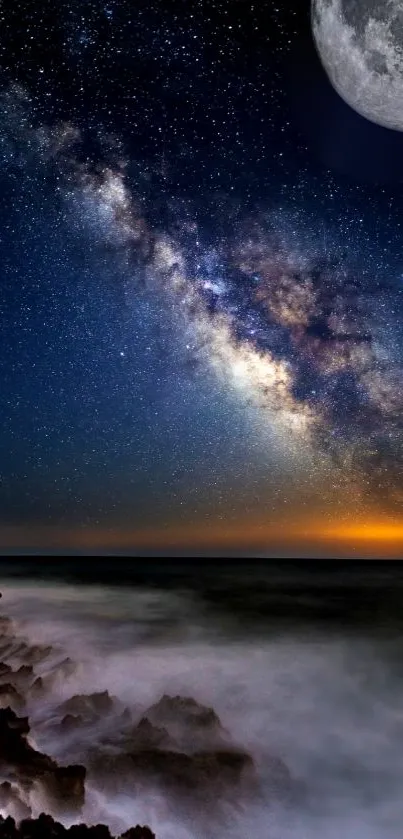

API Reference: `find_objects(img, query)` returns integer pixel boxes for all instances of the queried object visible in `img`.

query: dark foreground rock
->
[0,782,30,822]
[82,692,295,809]
[0,683,25,712]
[0,593,297,837]
[0,707,85,815]
[56,692,114,723]
[147,694,222,730]
[0,815,155,839]
[88,694,263,808]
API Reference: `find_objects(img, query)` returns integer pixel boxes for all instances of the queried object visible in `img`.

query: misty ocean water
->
[1,568,403,839]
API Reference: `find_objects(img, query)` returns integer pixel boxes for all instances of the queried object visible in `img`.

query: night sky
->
[0,0,402,556]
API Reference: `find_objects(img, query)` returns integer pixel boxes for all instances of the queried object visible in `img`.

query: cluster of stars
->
[0,0,402,543]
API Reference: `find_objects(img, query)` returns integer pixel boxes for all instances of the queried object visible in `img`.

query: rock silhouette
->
[0,706,86,815]
[0,783,30,822]
[0,591,295,837]
[0,684,25,712]
[0,814,155,839]
[86,693,263,809]
[145,693,226,747]
[57,692,114,721]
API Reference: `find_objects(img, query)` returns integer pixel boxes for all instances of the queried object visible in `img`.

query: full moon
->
[311,0,403,132]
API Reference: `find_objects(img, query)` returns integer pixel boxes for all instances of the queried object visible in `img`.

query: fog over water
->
[1,565,403,838]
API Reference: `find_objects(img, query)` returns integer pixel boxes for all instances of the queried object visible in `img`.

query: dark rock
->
[41,765,86,815]
[15,666,34,682]
[29,678,44,698]
[69,828,111,839]
[0,605,291,832]
[0,648,14,664]
[128,745,255,795]
[11,667,35,692]
[0,815,18,839]
[146,694,222,733]
[122,717,171,750]
[29,672,58,697]
[0,684,25,712]
[20,646,53,665]
[89,741,255,802]
[143,694,227,751]
[58,714,85,733]
[0,780,13,799]
[0,706,30,751]
[14,814,66,838]
[87,694,258,804]
[0,708,86,814]
[37,813,66,837]
[86,751,136,794]
[0,781,31,821]
[2,643,29,662]
[0,815,156,839]
[57,693,113,720]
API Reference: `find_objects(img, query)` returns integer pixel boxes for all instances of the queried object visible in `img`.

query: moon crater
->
[311,0,403,131]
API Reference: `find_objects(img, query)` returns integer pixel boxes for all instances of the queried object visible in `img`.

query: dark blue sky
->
[0,0,402,554]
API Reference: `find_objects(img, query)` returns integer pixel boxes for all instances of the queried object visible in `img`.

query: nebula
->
[55,126,401,510]
[0,83,401,532]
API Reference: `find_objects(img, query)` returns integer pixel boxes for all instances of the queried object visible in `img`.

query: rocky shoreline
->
[0,593,293,837]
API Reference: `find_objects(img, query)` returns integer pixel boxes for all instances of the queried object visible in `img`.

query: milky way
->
[0,73,402,543]
[31,91,402,512]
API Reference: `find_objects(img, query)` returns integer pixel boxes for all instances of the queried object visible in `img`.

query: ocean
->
[0,559,402,839]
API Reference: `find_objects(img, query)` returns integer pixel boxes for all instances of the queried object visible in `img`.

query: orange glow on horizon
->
[0,515,402,557]
[318,521,403,544]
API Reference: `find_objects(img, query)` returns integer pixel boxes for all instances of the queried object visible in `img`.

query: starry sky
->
[0,0,402,557]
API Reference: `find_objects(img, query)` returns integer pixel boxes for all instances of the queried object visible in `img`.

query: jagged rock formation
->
[0,590,295,837]
[0,783,30,822]
[56,692,114,722]
[0,814,155,838]
[0,707,86,815]
[84,691,258,805]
